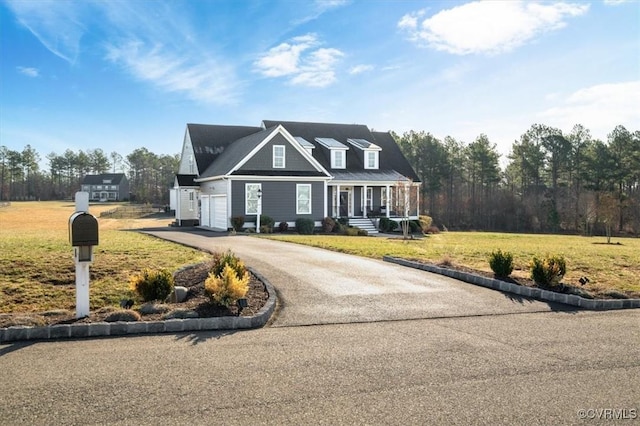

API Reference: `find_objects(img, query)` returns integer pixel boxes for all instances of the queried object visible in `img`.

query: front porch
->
[327,182,420,220]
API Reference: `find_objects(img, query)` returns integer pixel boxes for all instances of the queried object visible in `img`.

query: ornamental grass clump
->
[488,249,514,279]
[129,268,175,302]
[530,254,567,288]
[205,264,249,307]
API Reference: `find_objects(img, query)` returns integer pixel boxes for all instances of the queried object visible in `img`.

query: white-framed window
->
[246,183,261,215]
[273,145,285,168]
[382,187,392,207]
[331,150,346,169]
[365,151,379,169]
[296,184,312,215]
[189,154,195,174]
[189,192,195,211]
[362,187,373,211]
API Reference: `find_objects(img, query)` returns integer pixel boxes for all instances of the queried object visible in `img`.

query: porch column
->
[416,184,420,217]
[363,184,368,218]
[336,184,341,217]
[385,184,390,218]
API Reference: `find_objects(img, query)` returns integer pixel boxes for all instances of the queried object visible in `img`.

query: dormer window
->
[273,145,285,168]
[294,137,315,157]
[315,137,349,170]
[332,150,346,169]
[365,151,379,169]
[347,138,381,170]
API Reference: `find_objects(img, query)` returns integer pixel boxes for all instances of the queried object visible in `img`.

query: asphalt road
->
[1,310,639,425]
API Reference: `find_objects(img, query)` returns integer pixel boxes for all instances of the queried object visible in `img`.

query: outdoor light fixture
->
[237,298,248,314]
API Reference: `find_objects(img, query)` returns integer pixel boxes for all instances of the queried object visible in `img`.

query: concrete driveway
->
[145,230,569,326]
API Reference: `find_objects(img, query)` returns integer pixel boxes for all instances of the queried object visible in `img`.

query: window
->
[273,145,285,168]
[331,150,346,169]
[365,151,379,169]
[246,183,261,215]
[297,184,311,214]
[189,154,195,174]
[189,192,195,211]
[362,187,373,211]
[382,187,392,207]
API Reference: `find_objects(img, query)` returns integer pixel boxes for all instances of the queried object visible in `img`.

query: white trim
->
[245,183,261,215]
[273,145,285,168]
[331,150,346,169]
[229,125,330,176]
[364,151,379,169]
[296,184,312,215]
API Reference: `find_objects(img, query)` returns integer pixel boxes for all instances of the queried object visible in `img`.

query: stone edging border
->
[0,268,276,343]
[383,256,640,310]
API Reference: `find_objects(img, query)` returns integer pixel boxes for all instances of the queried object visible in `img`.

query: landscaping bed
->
[0,260,269,328]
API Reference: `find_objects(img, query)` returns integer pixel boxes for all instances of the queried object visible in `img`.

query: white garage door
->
[200,195,210,227]
[212,195,227,230]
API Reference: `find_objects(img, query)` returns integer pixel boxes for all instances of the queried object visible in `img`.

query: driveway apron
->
[144,230,563,326]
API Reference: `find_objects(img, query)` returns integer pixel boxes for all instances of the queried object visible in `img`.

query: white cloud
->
[4,0,86,64]
[603,0,630,5]
[105,41,238,104]
[398,1,589,55]
[254,34,344,88]
[349,64,374,75]
[538,81,640,139]
[17,66,40,78]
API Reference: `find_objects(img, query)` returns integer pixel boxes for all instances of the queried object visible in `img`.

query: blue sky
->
[1,0,638,169]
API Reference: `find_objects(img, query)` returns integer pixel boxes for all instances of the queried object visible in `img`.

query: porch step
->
[348,218,379,235]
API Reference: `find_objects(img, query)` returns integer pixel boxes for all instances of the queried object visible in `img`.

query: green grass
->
[0,202,208,313]
[262,232,640,298]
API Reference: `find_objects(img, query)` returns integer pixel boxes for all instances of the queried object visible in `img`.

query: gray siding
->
[231,180,324,223]
[238,134,317,173]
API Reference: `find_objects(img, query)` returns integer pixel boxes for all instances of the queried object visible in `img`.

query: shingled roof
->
[81,173,127,185]
[187,123,262,175]
[262,120,420,182]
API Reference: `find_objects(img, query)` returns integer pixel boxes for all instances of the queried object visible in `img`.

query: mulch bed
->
[0,260,269,328]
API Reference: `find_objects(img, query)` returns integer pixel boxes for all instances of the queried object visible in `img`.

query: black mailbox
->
[69,212,99,246]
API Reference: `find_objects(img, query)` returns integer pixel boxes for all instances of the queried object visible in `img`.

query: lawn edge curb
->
[383,256,640,311]
[0,267,276,343]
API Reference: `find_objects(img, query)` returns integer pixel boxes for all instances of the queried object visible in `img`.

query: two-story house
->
[170,120,420,231]
[81,173,129,202]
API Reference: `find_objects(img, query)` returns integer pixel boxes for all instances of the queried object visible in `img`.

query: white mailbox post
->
[68,192,99,318]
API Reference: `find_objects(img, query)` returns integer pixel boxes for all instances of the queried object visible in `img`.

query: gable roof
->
[187,123,262,175]
[263,120,420,182]
[81,173,127,185]
[197,125,330,180]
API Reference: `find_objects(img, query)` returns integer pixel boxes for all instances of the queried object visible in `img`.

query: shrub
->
[357,228,368,236]
[231,216,244,232]
[211,250,247,279]
[400,220,420,234]
[322,217,336,233]
[205,264,249,307]
[260,215,274,233]
[489,249,514,279]
[295,218,315,234]
[425,225,440,234]
[345,227,360,236]
[105,310,141,322]
[333,222,346,234]
[129,268,175,302]
[530,254,567,288]
[378,217,398,232]
[278,221,289,232]
[418,215,433,233]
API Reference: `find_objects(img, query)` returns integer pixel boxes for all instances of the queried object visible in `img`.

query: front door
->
[339,188,353,217]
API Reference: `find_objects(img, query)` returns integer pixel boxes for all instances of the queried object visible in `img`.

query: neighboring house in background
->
[81,173,130,202]
[171,120,421,231]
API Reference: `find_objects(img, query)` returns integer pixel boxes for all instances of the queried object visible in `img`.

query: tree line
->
[395,123,640,236]
[0,146,178,204]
